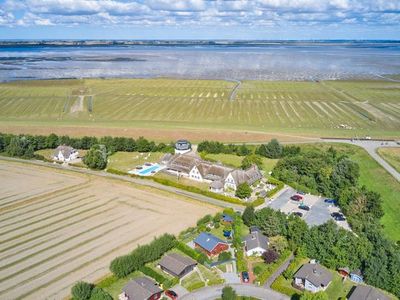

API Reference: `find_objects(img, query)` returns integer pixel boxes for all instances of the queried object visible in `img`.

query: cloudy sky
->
[0,0,399,40]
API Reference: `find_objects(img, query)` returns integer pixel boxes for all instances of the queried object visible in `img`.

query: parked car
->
[242,271,250,283]
[165,290,178,300]
[335,215,346,221]
[331,212,343,218]
[292,211,303,217]
[291,195,303,201]
[324,198,337,205]
[299,205,310,211]
[297,190,306,195]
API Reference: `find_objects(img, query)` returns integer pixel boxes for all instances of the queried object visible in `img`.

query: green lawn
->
[377,147,400,173]
[107,151,164,172]
[197,264,224,285]
[181,270,204,291]
[97,271,143,299]
[35,148,87,160]
[325,271,354,300]
[154,172,210,191]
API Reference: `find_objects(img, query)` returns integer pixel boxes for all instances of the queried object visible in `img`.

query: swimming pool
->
[129,164,164,176]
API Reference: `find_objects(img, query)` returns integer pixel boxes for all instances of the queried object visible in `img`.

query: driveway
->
[180,284,289,300]
[321,139,400,182]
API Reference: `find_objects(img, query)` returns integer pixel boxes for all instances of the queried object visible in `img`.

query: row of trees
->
[0,132,174,157]
[197,139,300,159]
[242,204,400,297]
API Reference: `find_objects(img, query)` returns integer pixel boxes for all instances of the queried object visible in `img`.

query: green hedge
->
[106,168,130,176]
[152,177,244,205]
[110,234,176,278]
[251,197,265,207]
[270,276,302,298]
[186,281,206,291]
[266,177,284,197]
[256,250,292,285]
[208,278,225,286]
[175,242,210,264]
[139,266,178,289]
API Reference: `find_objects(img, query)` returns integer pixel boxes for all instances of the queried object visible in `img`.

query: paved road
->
[0,156,245,212]
[180,284,289,300]
[264,254,294,288]
[321,139,400,181]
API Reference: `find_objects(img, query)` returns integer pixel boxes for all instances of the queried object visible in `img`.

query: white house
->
[293,262,333,293]
[243,227,269,256]
[53,145,78,162]
[224,165,263,191]
[189,165,203,182]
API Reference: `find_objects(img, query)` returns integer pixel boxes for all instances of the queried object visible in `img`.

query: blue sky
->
[0,0,399,40]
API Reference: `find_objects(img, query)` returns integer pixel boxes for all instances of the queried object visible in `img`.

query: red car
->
[165,290,178,300]
[290,195,303,201]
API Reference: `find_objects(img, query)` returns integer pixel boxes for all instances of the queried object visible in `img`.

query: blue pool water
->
[138,164,160,175]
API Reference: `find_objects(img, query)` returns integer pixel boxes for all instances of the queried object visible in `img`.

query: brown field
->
[0,161,217,300]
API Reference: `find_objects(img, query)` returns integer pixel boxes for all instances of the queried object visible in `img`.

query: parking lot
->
[267,187,351,230]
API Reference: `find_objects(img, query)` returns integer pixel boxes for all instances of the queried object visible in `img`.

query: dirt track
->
[0,161,218,300]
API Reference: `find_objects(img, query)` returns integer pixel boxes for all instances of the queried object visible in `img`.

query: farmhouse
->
[224,165,263,191]
[293,262,333,293]
[158,253,197,278]
[164,153,201,177]
[348,285,389,300]
[243,227,269,256]
[194,232,229,257]
[119,276,162,300]
[175,139,191,154]
[53,145,78,162]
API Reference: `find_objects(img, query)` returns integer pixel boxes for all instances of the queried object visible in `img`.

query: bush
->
[218,251,232,261]
[251,197,265,207]
[257,250,291,285]
[236,182,252,199]
[262,249,280,264]
[222,286,237,300]
[266,177,284,198]
[175,242,209,264]
[197,214,212,226]
[89,287,112,300]
[253,265,263,275]
[140,266,168,285]
[71,281,94,300]
[110,234,176,278]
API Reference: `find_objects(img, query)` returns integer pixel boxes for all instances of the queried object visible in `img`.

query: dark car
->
[335,215,346,221]
[324,198,337,205]
[299,205,310,211]
[165,290,178,300]
[292,212,303,217]
[290,195,303,201]
[331,212,343,218]
[242,271,250,283]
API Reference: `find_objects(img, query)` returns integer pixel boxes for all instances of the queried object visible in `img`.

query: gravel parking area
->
[267,187,351,229]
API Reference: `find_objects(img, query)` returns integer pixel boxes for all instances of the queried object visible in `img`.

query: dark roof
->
[348,285,389,300]
[54,145,75,158]
[243,231,269,251]
[228,165,263,186]
[194,232,227,252]
[122,277,162,299]
[167,154,200,173]
[294,263,333,287]
[158,253,197,276]
[210,180,224,189]
[175,140,191,150]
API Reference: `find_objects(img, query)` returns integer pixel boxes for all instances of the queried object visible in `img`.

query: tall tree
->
[235,182,252,199]
[221,286,237,300]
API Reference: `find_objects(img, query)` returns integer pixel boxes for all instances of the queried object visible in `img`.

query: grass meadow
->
[377,147,400,173]
[0,78,399,140]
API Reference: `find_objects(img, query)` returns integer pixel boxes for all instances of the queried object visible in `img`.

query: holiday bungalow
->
[119,277,162,300]
[348,285,389,300]
[53,145,78,162]
[243,227,269,257]
[158,253,197,278]
[293,262,333,293]
[194,232,229,257]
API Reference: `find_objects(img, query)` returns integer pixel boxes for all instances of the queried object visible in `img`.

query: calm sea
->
[1,41,400,81]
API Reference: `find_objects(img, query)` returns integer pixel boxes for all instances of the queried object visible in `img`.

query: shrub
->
[71,281,94,300]
[262,249,280,264]
[140,266,168,286]
[236,182,252,199]
[218,251,232,261]
[251,197,265,207]
[253,265,263,275]
[175,242,209,264]
[222,286,237,300]
[197,214,212,226]
[89,287,112,300]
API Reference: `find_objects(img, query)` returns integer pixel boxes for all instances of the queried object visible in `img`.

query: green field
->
[0,78,399,141]
[108,151,164,172]
[377,147,400,173]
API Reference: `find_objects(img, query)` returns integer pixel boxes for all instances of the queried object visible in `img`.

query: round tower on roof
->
[175,139,192,154]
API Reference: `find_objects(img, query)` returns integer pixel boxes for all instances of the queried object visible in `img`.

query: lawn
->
[181,270,205,291]
[197,264,224,285]
[154,172,210,191]
[107,151,164,172]
[35,148,87,160]
[97,271,143,299]
[377,147,400,173]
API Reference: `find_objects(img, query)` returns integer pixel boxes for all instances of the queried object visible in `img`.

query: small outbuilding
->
[348,285,389,300]
[194,232,229,257]
[174,139,191,154]
[53,145,78,162]
[338,267,350,278]
[158,253,197,278]
[293,262,333,293]
[209,180,224,193]
[350,269,364,283]
[222,214,234,223]
[119,276,162,300]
